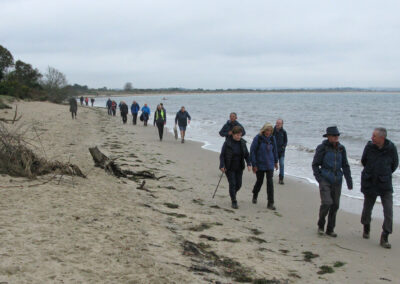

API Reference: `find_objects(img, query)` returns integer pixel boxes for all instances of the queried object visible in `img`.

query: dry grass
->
[0,122,85,179]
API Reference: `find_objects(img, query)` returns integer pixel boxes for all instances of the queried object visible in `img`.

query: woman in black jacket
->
[219,126,251,209]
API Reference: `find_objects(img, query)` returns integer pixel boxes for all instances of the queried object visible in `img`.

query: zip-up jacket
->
[250,134,278,171]
[141,106,150,115]
[175,111,191,127]
[120,104,128,115]
[131,103,140,114]
[273,127,288,157]
[312,139,352,188]
[361,139,398,195]
[219,120,246,137]
[220,136,250,171]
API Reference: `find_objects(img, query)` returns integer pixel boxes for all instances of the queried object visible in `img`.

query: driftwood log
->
[89,146,162,181]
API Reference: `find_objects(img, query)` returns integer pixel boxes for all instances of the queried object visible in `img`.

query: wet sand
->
[0,101,399,283]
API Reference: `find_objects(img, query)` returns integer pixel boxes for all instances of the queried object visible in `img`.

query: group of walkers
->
[219,115,398,249]
[69,97,398,249]
[69,96,96,118]
[105,99,192,143]
[312,126,398,248]
[80,96,95,107]
[219,113,287,210]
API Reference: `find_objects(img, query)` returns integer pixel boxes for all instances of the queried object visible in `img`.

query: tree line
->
[0,44,90,103]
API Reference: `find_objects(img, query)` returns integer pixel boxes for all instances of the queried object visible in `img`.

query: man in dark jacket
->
[131,101,140,125]
[360,127,398,249]
[273,119,288,184]
[106,98,112,115]
[312,126,353,237]
[219,112,246,139]
[175,106,191,143]
[120,101,129,124]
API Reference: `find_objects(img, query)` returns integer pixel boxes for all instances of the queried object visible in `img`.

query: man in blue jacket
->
[312,126,353,237]
[175,106,191,143]
[131,101,140,125]
[219,112,246,139]
[360,127,398,249]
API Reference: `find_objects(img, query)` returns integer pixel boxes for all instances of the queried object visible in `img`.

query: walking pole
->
[212,172,225,199]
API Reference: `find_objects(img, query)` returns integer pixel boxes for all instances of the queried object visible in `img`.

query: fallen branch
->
[0,106,22,124]
[89,146,160,181]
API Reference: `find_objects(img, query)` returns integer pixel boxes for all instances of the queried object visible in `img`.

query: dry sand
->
[0,101,399,283]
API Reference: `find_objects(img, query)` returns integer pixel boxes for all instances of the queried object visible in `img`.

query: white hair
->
[374,127,387,138]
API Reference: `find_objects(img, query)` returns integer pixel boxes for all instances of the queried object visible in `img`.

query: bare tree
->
[42,66,67,89]
[124,82,133,91]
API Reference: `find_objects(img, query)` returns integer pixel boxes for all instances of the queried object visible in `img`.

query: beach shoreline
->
[84,90,400,99]
[1,101,399,283]
[161,124,400,222]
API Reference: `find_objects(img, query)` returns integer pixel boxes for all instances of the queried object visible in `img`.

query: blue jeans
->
[278,156,285,177]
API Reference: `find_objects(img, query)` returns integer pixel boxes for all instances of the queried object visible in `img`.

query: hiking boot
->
[318,227,325,236]
[231,201,238,209]
[326,231,338,238]
[252,194,257,204]
[380,232,391,249]
[267,203,276,210]
[363,224,370,239]
[279,176,284,185]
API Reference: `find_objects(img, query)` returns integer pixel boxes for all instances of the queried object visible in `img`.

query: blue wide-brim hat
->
[323,126,340,137]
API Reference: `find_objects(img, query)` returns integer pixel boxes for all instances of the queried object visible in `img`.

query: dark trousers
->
[252,170,274,204]
[226,170,243,202]
[132,113,138,125]
[121,113,127,124]
[361,192,393,234]
[156,121,164,140]
[107,107,112,115]
[71,110,77,119]
[318,180,342,232]
[112,109,116,116]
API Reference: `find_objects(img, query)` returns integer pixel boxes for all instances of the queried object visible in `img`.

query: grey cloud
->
[1,0,400,88]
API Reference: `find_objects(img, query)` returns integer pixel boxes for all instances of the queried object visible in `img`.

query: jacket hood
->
[366,139,394,151]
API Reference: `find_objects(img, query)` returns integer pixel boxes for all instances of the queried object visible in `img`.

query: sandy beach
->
[1,101,399,283]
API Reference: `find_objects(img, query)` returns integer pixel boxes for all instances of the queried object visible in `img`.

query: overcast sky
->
[1,0,400,89]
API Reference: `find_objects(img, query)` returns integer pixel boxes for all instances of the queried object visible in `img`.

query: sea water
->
[94,92,400,207]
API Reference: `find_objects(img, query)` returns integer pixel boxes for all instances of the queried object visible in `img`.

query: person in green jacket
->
[153,104,166,141]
